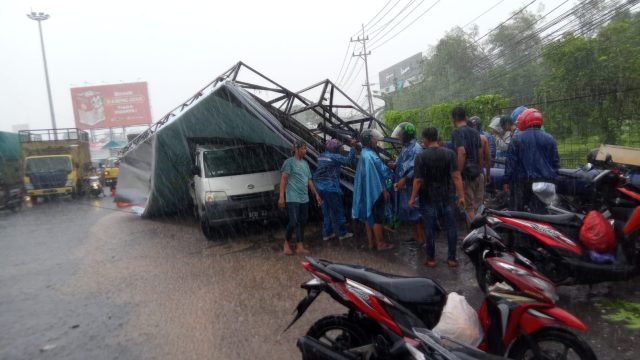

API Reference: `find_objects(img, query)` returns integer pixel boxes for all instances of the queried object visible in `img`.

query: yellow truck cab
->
[19,129,91,199]
[102,157,120,189]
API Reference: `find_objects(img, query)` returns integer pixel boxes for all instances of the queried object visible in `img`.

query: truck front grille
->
[229,191,273,202]
[29,172,68,189]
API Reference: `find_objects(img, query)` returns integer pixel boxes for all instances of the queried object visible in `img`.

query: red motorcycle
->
[287,256,596,360]
[463,203,640,287]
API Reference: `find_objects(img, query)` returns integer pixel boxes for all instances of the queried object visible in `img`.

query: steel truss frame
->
[121,61,397,157]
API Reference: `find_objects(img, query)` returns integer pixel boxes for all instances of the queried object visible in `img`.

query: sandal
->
[424,260,437,268]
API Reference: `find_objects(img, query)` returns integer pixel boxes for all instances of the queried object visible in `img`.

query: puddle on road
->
[597,300,640,330]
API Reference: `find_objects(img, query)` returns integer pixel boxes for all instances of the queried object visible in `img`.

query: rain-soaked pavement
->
[0,195,639,359]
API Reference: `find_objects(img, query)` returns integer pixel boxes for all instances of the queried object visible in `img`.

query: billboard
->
[70,82,152,130]
[378,52,424,94]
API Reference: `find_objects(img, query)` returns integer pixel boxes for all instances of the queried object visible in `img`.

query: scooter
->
[88,176,104,198]
[287,256,596,360]
[463,199,640,286]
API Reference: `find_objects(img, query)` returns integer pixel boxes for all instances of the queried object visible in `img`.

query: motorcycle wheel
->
[305,315,369,357]
[508,328,597,360]
[475,258,498,292]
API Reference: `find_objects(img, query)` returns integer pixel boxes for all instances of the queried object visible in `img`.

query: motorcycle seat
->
[491,210,582,228]
[326,263,447,306]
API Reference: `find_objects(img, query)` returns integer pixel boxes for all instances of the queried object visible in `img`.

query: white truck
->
[191,143,287,240]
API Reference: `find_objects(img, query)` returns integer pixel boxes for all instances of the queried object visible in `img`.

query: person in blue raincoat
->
[352,128,395,251]
[387,122,425,245]
[313,138,357,241]
[504,108,559,212]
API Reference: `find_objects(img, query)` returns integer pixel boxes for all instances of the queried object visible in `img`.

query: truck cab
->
[102,157,120,190]
[20,129,91,199]
[192,143,286,239]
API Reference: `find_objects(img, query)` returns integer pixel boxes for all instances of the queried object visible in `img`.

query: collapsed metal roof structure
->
[116,61,395,217]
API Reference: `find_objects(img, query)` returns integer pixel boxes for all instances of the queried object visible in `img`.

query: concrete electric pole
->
[351,24,374,115]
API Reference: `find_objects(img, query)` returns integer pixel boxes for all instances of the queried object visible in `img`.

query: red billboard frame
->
[70,82,152,130]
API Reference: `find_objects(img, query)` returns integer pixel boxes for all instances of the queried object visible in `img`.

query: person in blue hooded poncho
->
[387,122,425,245]
[313,138,357,241]
[352,128,394,251]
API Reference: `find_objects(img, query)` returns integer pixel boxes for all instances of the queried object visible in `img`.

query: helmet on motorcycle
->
[360,128,384,147]
[511,106,527,123]
[391,122,416,144]
[324,138,341,153]
[517,108,544,131]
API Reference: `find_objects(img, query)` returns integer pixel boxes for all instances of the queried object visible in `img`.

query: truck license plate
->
[247,210,267,218]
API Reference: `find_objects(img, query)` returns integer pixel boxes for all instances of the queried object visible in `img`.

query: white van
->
[191,143,287,239]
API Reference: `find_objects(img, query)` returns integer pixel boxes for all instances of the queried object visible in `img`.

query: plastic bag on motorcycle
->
[580,210,617,253]
[432,292,483,347]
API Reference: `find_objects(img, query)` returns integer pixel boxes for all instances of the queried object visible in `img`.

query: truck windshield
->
[203,145,285,178]
[26,156,72,174]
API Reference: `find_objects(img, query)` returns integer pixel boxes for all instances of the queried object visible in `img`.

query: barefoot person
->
[352,129,394,251]
[278,141,322,255]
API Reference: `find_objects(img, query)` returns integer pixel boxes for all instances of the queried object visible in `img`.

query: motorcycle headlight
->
[205,191,228,203]
[66,179,74,187]
[104,170,110,176]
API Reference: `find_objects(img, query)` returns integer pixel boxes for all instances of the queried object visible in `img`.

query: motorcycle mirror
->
[605,153,613,164]
[532,182,558,206]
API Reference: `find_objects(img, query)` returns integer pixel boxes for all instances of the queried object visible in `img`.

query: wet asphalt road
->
[0,196,639,359]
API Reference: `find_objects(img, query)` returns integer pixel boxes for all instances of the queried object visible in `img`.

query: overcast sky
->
[0,0,570,132]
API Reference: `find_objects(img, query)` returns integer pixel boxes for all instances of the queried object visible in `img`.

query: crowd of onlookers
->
[277,105,560,267]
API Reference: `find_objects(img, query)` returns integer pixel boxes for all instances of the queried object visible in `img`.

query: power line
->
[472,0,571,72]
[368,0,419,41]
[463,0,506,29]
[467,0,640,100]
[370,0,441,51]
[354,0,396,37]
[368,0,427,48]
[335,41,354,83]
[337,42,361,85]
[474,0,538,43]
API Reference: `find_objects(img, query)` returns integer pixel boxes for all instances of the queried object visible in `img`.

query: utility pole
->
[27,11,57,136]
[351,24,374,115]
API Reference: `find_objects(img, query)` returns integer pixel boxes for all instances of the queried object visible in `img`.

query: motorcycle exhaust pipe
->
[296,336,358,360]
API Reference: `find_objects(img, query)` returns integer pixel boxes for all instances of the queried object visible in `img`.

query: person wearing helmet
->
[504,108,560,212]
[312,138,358,242]
[469,116,496,161]
[511,105,527,124]
[495,115,516,163]
[388,122,425,245]
[352,128,395,251]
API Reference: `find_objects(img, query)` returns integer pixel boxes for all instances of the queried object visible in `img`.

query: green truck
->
[20,129,91,199]
[0,131,23,211]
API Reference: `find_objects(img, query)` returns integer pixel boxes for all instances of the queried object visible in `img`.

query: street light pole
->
[27,11,57,134]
